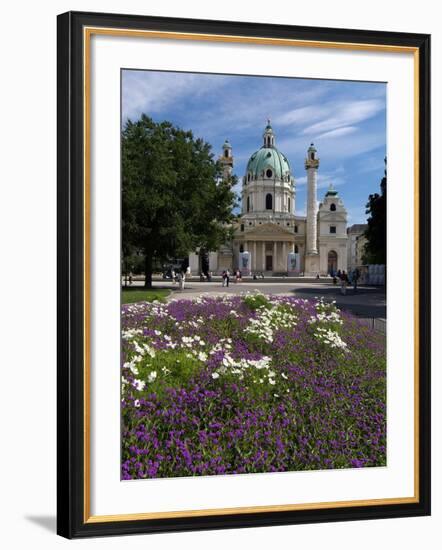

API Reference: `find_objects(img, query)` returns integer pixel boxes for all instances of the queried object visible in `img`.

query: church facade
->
[189,122,349,276]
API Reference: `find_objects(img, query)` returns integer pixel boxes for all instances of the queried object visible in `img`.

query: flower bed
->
[121,293,386,479]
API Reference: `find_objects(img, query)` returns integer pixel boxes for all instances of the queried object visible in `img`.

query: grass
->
[122,287,170,304]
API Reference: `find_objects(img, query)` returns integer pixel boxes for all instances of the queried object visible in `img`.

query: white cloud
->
[301,99,384,136]
[317,126,358,139]
[122,71,229,121]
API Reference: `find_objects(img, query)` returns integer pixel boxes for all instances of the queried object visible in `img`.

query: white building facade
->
[189,123,349,276]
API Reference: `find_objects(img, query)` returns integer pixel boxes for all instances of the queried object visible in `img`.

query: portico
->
[237,223,296,274]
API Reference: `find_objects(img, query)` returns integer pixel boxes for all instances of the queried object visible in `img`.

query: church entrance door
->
[265,255,273,271]
[327,250,338,275]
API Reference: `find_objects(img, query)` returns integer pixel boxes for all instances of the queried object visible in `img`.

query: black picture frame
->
[57,10,431,539]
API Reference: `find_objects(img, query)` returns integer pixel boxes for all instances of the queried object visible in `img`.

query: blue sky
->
[122,70,386,224]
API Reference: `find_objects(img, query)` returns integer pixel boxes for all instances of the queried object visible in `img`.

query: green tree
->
[363,158,386,265]
[122,115,237,287]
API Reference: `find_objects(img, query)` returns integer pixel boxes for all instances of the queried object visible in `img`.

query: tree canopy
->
[122,115,237,287]
[363,158,386,265]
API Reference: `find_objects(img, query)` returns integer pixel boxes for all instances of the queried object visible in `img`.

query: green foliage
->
[243,293,272,311]
[363,159,387,264]
[135,348,205,398]
[122,115,237,287]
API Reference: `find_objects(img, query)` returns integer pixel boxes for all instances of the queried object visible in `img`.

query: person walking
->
[222,270,227,287]
[225,269,230,287]
[353,267,360,292]
[340,270,348,295]
[178,270,185,291]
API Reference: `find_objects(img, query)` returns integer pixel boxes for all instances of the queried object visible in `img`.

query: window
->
[265,193,273,210]
[295,245,299,253]
[294,225,298,233]
[239,244,244,253]
[330,226,337,234]
[288,197,291,212]
[247,196,250,213]
[240,224,244,232]
[266,168,273,178]
[330,203,336,211]
[225,149,229,158]
[247,173,251,182]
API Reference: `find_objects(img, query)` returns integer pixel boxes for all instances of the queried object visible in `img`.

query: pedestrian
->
[128,272,133,286]
[353,267,360,292]
[171,269,176,285]
[225,269,230,287]
[235,269,240,283]
[222,270,227,287]
[340,270,348,295]
[177,270,185,291]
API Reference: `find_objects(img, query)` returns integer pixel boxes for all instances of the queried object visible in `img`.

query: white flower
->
[148,371,157,383]
[211,372,220,379]
[198,351,208,362]
[134,399,140,407]
[269,378,276,385]
[133,379,145,391]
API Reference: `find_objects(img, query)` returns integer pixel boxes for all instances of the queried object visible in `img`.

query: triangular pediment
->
[242,222,294,237]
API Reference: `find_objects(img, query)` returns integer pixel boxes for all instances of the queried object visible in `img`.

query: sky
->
[122,70,386,224]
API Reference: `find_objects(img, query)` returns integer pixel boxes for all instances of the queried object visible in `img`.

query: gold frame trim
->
[83,27,420,524]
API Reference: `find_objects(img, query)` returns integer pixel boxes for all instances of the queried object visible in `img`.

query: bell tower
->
[219,139,233,180]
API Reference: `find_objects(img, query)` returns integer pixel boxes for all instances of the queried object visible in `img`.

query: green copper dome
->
[246,146,291,180]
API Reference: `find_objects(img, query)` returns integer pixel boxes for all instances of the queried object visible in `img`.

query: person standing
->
[225,269,230,287]
[222,270,226,287]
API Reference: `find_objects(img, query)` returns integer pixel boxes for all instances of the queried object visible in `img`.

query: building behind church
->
[189,122,350,277]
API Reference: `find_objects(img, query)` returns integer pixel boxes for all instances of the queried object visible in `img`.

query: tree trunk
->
[144,253,153,288]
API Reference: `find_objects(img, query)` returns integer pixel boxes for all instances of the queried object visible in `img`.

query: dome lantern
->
[263,119,275,148]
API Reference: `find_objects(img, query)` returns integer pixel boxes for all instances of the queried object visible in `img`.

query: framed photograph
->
[57,11,431,538]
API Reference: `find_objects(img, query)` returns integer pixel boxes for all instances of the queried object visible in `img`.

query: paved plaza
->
[127,278,386,319]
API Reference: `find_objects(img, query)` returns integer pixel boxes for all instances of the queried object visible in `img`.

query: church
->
[189,122,349,277]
